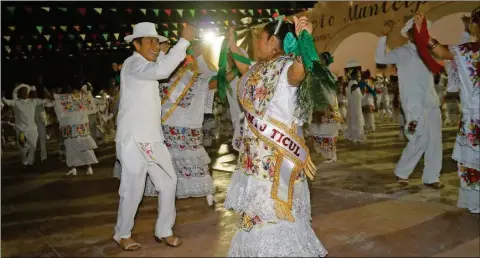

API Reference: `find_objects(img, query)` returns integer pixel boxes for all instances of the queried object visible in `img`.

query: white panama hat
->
[124,22,169,43]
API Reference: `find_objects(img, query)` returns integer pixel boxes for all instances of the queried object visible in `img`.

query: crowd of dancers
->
[1,7,479,257]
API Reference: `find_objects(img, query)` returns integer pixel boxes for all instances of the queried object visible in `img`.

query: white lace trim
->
[144,174,215,198]
[64,136,98,167]
[169,147,211,167]
[457,187,480,212]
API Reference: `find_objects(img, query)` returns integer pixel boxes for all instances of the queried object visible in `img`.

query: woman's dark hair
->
[361,70,371,80]
[263,20,297,51]
[472,6,480,25]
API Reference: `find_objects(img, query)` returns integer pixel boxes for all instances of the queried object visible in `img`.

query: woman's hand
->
[293,16,313,36]
[413,12,425,32]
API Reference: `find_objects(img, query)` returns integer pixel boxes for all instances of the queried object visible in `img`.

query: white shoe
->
[86,166,93,175]
[66,168,77,176]
[207,194,215,206]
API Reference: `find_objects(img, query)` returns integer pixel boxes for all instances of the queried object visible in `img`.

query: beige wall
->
[247,1,477,76]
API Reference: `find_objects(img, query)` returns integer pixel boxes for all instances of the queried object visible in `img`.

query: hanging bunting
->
[257,9,263,15]
[126,8,132,14]
[25,6,33,13]
[165,9,172,16]
[3,36,10,42]
[232,9,237,14]
[92,34,97,40]
[248,9,254,16]
[114,33,119,40]
[94,8,102,15]
[27,45,32,52]
[102,33,108,40]
[87,42,92,47]
[172,23,178,29]
[8,26,16,32]
[50,26,56,31]
[68,34,75,40]
[87,25,92,30]
[36,26,43,34]
[74,25,80,31]
[201,10,207,15]
[61,26,67,32]
[45,35,51,41]
[37,45,43,50]
[107,42,111,47]
[5,46,11,54]
[163,31,169,37]
[224,20,229,26]
[42,7,50,12]
[59,7,67,12]
[221,9,227,14]
[80,34,86,40]
[162,23,168,28]
[153,9,159,16]
[232,20,237,26]
[239,9,246,15]
[275,8,280,15]
[77,43,82,49]
[78,8,86,16]
[48,44,52,50]
[110,8,116,12]
[7,6,15,14]
[266,9,271,15]
[172,30,177,36]
[177,9,183,17]
[189,9,195,17]
[140,9,146,15]
[57,34,64,41]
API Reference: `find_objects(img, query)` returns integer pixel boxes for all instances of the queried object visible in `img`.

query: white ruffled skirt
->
[64,136,98,167]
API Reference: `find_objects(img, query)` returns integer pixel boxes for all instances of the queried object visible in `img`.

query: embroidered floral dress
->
[446,42,480,213]
[307,89,342,160]
[224,56,327,257]
[53,92,98,167]
[144,55,216,199]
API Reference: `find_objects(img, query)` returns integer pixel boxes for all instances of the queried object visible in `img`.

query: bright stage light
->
[203,31,217,43]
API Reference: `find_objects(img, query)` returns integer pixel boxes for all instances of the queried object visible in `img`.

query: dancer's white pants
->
[114,137,177,242]
[37,123,47,161]
[394,107,442,183]
[16,128,38,165]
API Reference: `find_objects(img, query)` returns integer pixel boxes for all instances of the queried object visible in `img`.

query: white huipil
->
[337,92,348,131]
[375,36,442,184]
[375,77,393,120]
[344,80,366,142]
[143,55,216,200]
[444,34,479,213]
[361,84,376,133]
[2,92,53,165]
[113,38,189,242]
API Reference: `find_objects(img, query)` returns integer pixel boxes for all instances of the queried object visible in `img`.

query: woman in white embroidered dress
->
[337,76,348,131]
[53,81,98,175]
[360,70,376,134]
[414,10,479,213]
[345,69,366,143]
[224,17,327,257]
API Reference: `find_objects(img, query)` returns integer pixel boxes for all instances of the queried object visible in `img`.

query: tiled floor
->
[2,116,479,257]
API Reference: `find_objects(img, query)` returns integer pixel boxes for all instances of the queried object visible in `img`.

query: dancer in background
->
[113,22,195,250]
[360,70,377,133]
[337,76,348,131]
[52,80,98,176]
[307,51,341,163]
[224,16,328,256]
[29,86,48,162]
[390,75,406,141]
[375,73,393,121]
[2,84,53,167]
[413,10,479,213]
[345,69,366,143]
[376,18,443,188]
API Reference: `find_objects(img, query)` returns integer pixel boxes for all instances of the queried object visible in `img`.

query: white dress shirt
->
[1,98,53,131]
[116,38,190,143]
[375,37,439,118]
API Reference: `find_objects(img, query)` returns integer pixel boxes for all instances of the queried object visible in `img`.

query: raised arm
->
[227,28,250,75]
[287,16,313,87]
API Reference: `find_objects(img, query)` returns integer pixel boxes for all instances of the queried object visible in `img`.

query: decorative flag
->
[77,43,82,49]
[94,8,102,15]
[8,26,15,31]
[50,26,56,31]
[92,34,97,40]
[3,36,10,42]
[165,9,171,16]
[201,10,207,15]
[172,23,178,29]
[57,34,64,40]
[80,34,86,40]
[61,26,67,32]
[266,9,271,15]
[107,42,111,47]
[248,9,254,16]
[37,45,43,50]
[5,46,11,54]
[232,9,237,14]
[68,34,75,40]
[87,25,92,30]
[102,33,108,40]
[59,7,67,12]
[275,8,280,15]
[36,26,43,34]
[232,20,237,26]
[78,8,86,16]
[42,7,50,12]
[162,23,168,28]
[7,6,15,14]
[140,9,146,15]
[153,9,159,16]
[25,6,33,13]
[27,45,32,51]
[45,35,51,41]
[239,9,246,15]
[114,33,119,40]
[224,20,229,26]
[272,12,279,18]
[110,8,116,12]
[258,9,263,15]
[221,9,227,14]
[189,9,195,17]
[177,9,183,17]
[126,8,132,14]
[74,25,80,31]
[87,42,92,47]
[172,30,177,36]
